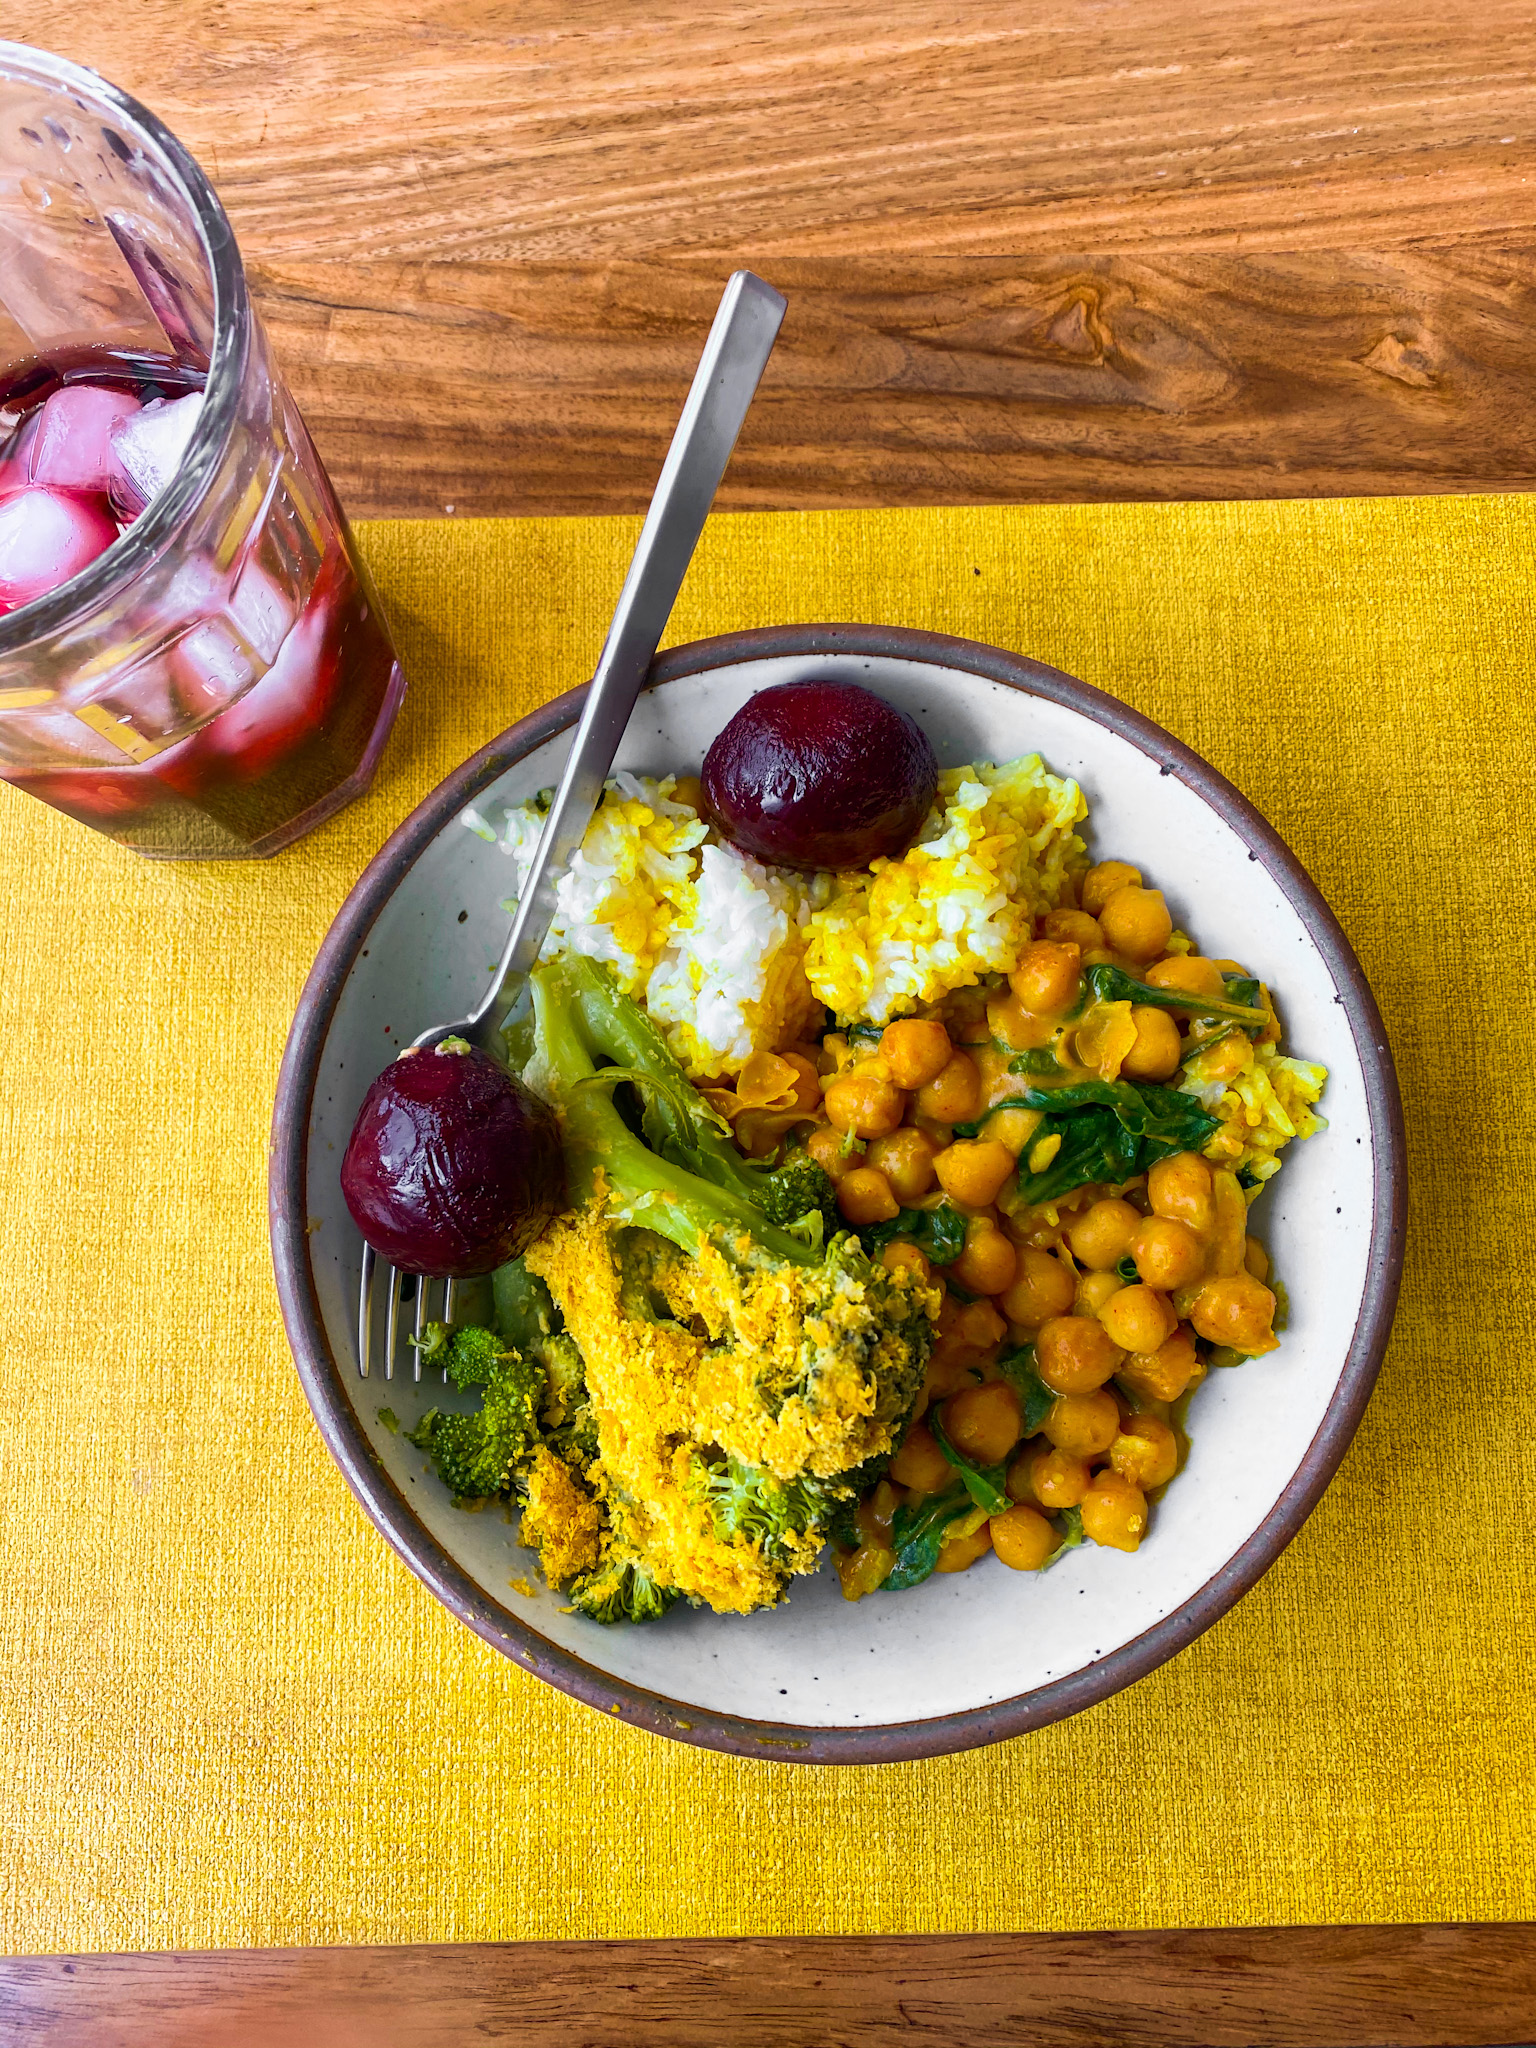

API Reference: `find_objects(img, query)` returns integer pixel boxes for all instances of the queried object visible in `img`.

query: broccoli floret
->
[413,1319,511,1389]
[755,1153,839,1244]
[405,1326,543,1500]
[693,1455,847,1565]
[569,1554,679,1625]
[525,955,938,1618]
[492,1257,597,1464]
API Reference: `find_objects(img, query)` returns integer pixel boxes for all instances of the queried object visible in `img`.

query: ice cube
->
[29,384,142,493]
[0,487,118,612]
[109,389,204,517]
[227,559,296,664]
[0,409,41,495]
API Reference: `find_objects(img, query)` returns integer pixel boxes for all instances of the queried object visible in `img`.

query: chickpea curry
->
[720,851,1327,1600]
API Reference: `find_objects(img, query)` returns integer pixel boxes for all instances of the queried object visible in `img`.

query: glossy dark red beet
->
[340,1040,564,1278]
[700,678,938,870]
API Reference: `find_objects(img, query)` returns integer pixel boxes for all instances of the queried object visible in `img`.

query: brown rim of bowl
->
[269,623,1406,1766]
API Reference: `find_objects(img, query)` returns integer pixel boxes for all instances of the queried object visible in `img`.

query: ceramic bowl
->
[270,625,1405,1763]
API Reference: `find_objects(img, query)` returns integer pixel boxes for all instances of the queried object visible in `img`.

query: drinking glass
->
[0,42,405,857]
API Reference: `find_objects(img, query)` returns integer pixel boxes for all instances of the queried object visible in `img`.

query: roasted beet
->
[700,678,938,871]
[340,1038,564,1278]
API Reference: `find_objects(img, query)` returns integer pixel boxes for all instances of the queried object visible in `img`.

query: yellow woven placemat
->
[1,497,1531,1953]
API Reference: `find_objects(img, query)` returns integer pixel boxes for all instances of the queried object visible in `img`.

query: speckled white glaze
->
[284,642,1392,1750]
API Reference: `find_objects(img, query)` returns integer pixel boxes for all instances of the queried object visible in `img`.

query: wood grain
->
[12,1,1536,262]
[4,1924,1536,2047]
[252,250,1536,517]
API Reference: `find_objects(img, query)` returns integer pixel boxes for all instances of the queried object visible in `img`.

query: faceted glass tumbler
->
[0,43,405,857]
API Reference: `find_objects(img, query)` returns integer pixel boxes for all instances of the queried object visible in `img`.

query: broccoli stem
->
[532,959,817,1266]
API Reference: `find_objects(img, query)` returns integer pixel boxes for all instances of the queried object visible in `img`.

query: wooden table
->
[4,5,1534,2041]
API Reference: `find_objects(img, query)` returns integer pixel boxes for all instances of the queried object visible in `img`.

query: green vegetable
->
[1115,1253,1141,1283]
[1043,1503,1085,1568]
[997,1346,1059,1434]
[528,956,936,1616]
[568,1555,679,1625]
[929,1410,1010,1515]
[377,1407,400,1435]
[1076,962,1267,1033]
[404,1323,544,1500]
[692,1456,847,1565]
[859,1199,968,1266]
[493,1257,597,1465]
[1009,1079,1221,1206]
[1009,1044,1068,1077]
[883,1485,979,1591]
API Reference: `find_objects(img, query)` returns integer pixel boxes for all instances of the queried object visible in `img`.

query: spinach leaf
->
[1115,1253,1140,1283]
[846,1021,884,1046]
[1043,1503,1085,1568]
[860,1199,968,1266]
[1011,1079,1221,1206]
[883,1485,978,1591]
[1013,1104,1141,1205]
[929,1410,1011,1515]
[997,1346,1060,1434]
[1077,962,1267,1032]
[1223,973,1262,1010]
[1009,1045,1068,1077]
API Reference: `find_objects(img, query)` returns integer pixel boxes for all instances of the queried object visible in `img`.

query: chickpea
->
[915,1050,982,1125]
[1042,1388,1121,1458]
[985,991,1057,1051]
[1042,907,1104,953]
[804,1121,858,1184]
[866,1127,939,1203]
[1081,1470,1149,1551]
[991,1503,1062,1571]
[837,1165,900,1226]
[983,1106,1043,1158]
[944,1381,1024,1466]
[1067,1197,1142,1271]
[890,1419,953,1494]
[1081,860,1143,915]
[824,1067,908,1139]
[1010,939,1083,1016]
[999,1246,1076,1331]
[1099,885,1173,963]
[1118,1327,1199,1403]
[1190,1272,1279,1353]
[951,1222,1018,1297]
[934,1138,1016,1208]
[1244,1235,1270,1282]
[1145,954,1227,1005]
[934,1519,994,1573]
[1110,1414,1179,1490]
[1099,1284,1178,1356]
[1035,1315,1124,1395]
[1019,1443,1092,1509]
[775,1051,823,1113]
[1131,1215,1208,1291]
[1074,1269,1126,1320]
[880,1241,933,1284]
[879,1017,953,1090]
[1120,1006,1183,1083]
[929,1296,1008,1373]
[1147,1152,1215,1233]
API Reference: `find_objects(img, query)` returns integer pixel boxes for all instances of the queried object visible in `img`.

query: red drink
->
[0,348,403,857]
[0,46,406,858]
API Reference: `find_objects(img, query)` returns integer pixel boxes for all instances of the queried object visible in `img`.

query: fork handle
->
[466,270,788,1035]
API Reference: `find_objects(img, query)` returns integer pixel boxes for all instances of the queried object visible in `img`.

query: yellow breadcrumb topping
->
[519,1447,604,1586]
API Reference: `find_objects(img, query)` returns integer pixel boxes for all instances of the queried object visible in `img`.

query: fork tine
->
[385,1264,405,1382]
[357,1242,375,1379]
[442,1277,458,1383]
[412,1271,428,1383]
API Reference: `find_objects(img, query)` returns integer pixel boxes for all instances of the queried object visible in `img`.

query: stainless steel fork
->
[355,268,788,1379]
